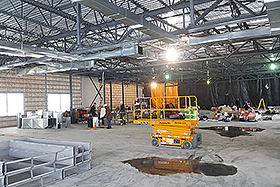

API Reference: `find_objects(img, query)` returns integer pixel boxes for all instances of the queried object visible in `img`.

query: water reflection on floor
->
[122,156,237,176]
[200,126,265,137]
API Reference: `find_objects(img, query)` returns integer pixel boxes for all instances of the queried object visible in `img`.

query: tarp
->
[151,83,178,107]
[178,78,280,109]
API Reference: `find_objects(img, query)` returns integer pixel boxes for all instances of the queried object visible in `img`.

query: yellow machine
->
[133,96,202,149]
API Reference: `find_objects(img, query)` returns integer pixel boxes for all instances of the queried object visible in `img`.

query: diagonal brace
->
[232,0,256,16]
[194,0,223,25]
[89,76,103,107]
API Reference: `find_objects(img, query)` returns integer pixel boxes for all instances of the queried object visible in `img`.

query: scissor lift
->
[133,96,202,149]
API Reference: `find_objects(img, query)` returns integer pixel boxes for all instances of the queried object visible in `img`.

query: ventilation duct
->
[0,38,159,74]
[15,45,156,75]
[189,27,272,46]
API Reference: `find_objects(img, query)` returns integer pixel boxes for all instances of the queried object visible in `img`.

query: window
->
[0,93,24,116]
[48,94,70,112]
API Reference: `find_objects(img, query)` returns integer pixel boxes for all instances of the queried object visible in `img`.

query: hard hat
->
[104,104,107,107]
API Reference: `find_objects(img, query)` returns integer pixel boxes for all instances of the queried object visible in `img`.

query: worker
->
[120,101,125,125]
[235,98,242,109]
[169,103,175,108]
[244,101,250,110]
[74,109,80,123]
[90,103,96,117]
[100,105,106,126]
[104,104,113,129]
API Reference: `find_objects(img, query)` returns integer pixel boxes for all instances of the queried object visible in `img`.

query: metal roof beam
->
[175,14,268,34]
[58,2,76,10]
[232,0,257,16]
[28,21,118,45]
[0,24,38,38]
[0,9,64,32]
[194,0,223,25]
[74,0,177,43]
[147,0,213,16]
[20,0,109,30]
[20,0,77,22]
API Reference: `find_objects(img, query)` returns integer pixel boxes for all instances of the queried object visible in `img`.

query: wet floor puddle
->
[122,156,237,176]
[200,126,265,138]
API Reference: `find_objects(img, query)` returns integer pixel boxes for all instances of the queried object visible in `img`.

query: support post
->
[102,72,105,105]
[190,0,194,25]
[110,81,112,110]
[164,82,166,106]
[122,81,125,104]
[45,73,47,110]
[164,82,166,97]
[136,83,138,97]
[76,3,81,46]
[69,72,73,123]
[183,8,186,29]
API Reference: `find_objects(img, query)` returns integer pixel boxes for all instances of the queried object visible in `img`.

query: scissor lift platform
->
[133,96,202,149]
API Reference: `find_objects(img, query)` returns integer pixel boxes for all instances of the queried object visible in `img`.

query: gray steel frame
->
[0,0,279,84]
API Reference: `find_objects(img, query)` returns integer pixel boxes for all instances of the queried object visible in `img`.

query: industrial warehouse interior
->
[0,0,280,186]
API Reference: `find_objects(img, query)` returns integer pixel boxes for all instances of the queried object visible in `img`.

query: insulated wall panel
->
[100,82,138,109]
[0,71,81,127]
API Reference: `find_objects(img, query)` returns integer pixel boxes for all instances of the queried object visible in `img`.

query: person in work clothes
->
[104,104,113,129]
[120,101,125,125]
[90,103,96,117]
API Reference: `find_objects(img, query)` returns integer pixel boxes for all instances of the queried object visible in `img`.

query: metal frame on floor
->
[0,138,91,187]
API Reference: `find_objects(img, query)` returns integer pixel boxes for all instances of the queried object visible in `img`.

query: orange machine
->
[133,96,202,149]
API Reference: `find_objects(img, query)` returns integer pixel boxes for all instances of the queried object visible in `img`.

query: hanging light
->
[269,63,276,70]
[164,74,170,80]
[151,82,157,88]
[166,48,178,61]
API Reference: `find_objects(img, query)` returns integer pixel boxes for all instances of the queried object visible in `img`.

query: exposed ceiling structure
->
[0,0,280,84]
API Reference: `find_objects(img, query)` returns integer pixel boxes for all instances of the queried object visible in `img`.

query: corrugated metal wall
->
[0,71,81,127]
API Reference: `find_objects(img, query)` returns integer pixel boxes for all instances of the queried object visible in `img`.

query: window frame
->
[0,93,24,117]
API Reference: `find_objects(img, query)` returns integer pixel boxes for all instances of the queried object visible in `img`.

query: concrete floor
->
[0,118,280,187]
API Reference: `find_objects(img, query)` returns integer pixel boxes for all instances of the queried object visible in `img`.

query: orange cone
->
[94,123,97,129]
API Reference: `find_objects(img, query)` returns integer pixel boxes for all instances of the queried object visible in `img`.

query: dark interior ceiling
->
[0,0,279,84]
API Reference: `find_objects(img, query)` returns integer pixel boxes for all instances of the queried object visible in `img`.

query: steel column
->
[69,72,73,123]
[76,3,81,46]
[102,72,105,105]
[136,83,138,97]
[122,81,124,104]
[164,82,166,106]
[183,8,186,28]
[110,81,112,109]
[190,0,194,25]
[45,73,47,110]
[164,82,166,97]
